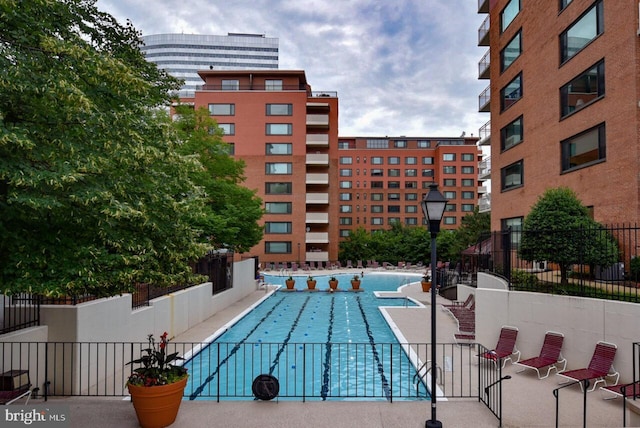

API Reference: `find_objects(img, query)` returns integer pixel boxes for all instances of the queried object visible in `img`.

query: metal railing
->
[0,294,40,335]
[553,379,590,428]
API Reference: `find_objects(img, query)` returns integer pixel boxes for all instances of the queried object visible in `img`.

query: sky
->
[96,0,488,138]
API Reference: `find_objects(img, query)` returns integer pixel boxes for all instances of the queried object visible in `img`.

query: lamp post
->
[421,182,448,428]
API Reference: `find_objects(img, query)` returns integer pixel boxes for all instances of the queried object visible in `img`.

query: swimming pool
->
[183,272,429,401]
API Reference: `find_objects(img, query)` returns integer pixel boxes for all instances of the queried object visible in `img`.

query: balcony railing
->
[478,49,490,79]
[478,15,490,46]
[478,120,491,146]
[479,85,491,112]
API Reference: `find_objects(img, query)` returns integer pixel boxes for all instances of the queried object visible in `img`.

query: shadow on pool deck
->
[53,273,629,427]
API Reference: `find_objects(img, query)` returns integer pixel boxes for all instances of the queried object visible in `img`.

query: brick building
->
[478,0,640,232]
[193,70,480,265]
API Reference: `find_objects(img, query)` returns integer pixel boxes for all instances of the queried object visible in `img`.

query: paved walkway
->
[36,271,634,427]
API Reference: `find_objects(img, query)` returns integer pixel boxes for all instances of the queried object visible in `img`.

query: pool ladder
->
[413,360,443,394]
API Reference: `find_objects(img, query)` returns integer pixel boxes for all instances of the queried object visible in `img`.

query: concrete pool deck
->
[49,271,631,427]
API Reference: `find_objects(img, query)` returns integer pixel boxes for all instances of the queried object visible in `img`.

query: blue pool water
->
[183,272,428,401]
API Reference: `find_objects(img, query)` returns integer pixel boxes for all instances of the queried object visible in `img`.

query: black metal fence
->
[0,341,500,407]
[474,225,640,304]
[0,294,40,334]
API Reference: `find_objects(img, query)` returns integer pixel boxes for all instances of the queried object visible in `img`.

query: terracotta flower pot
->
[351,280,361,290]
[306,280,317,290]
[421,281,432,292]
[329,280,339,290]
[128,376,187,428]
[285,279,295,289]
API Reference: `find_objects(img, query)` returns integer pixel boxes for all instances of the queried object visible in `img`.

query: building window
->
[422,169,434,177]
[265,222,292,234]
[265,202,292,214]
[405,156,417,164]
[265,163,292,175]
[405,218,418,226]
[443,166,456,174]
[443,153,456,161]
[405,205,418,213]
[560,0,572,11]
[501,216,523,247]
[560,0,603,64]
[226,143,235,155]
[371,169,384,177]
[501,115,523,151]
[462,166,474,174]
[371,181,383,189]
[265,241,291,254]
[560,60,605,118]
[265,79,283,90]
[462,179,474,187]
[388,169,400,177]
[443,191,456,199]
[444,179,456,186]
[338,141,350,150]
[445,204,456,212]
[462,154,475,162]
[209,103,235,115]
[500,0,521,33]
[388,193,400,201]
[395,140,407,148]
[266,143,292,155]
[339,218,353,225]
[501,73,522,111]
[340,157,353,164]
[423,157,434,165]
[371,217,383,225]
[405,169,417,177]
[366,139,389,149]
[265,182,292,194]
[462,204,475,212]
[371,157,383,165]
[388,218,401,225]
[221,79,239,90]
[405,181,417,189]
[266,124,292,135]
[340,181,352,189]
[340,205,352,213]
[339,193,352,201]
[388,181,400,189]
[266,104,293,115]
[371,205,383,213]
[388,156,400,165]
[340,169,353,177]
[405,193,418,201]
[501,160,524,191]
[388,206,400,213]
[417,140,431,148]
[561,123,606,172]
[462,191,475,199]
[443,216,457,225]
[371,193,383,201]
[218,123,235,135]
[501,30,521,72]
[339,229,351,237]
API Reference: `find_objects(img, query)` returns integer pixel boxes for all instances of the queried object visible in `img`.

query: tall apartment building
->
[192,70,481,265]
[335,137,481,237]
[141,33,278,97]
[478,0,640,232]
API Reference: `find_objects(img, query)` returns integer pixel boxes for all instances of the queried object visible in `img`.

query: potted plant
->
[351,274,361,290]
[328,275,339,290]
[306,275,317,290]
[421,272,432,292]
[285,275,295,290]
[127,333,188,428]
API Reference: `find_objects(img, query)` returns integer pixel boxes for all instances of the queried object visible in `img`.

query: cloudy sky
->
[96,0,488,138]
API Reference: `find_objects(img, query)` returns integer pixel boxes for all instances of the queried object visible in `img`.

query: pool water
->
[183,272,428,401]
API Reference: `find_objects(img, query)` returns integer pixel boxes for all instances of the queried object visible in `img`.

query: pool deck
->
[50,270,630,427]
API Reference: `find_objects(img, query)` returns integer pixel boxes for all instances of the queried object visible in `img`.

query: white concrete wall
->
[475,272,640,383]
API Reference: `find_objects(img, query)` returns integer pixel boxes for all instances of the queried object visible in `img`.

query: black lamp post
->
[421,182,448,428]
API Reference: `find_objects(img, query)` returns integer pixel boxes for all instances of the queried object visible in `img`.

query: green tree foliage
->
[0,0,210,296]
[172,106,263,252]
[519,187,619,285]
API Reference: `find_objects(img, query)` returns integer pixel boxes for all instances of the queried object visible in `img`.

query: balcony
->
[478,156,491,180]
[478,0,489,13]
[306,114,329,128]
[478,120,491,146]
[306,232,329,244]
[306,153,329,165]
[478,85,490,112]
[306,134,329,147]
[306,193,329,204]
[478,193,491,213]
[306,173,329,185]
[478,49,490,79]
[306,212,329,223]
[478,15,490,46]
[478,186,488,194]
[306,251,328,262]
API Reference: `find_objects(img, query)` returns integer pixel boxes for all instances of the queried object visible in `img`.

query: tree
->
[0,1,209,296]
[519,187,618,285]
[172,106,263,252]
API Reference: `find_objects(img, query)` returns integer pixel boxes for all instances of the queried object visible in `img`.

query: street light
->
[421,182,448,428]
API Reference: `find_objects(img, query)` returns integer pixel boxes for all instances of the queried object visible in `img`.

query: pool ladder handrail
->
[413,360,443,391]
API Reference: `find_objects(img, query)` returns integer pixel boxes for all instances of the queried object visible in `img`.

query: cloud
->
[96,0,488,137]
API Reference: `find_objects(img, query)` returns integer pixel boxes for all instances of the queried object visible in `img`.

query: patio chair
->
[514,331,566,379]
[601,380,640,400]
[478,326,521,369]
[442,294,474,312]
[356,260,364,269]
[557,341,619,392]
[0,370,37,405]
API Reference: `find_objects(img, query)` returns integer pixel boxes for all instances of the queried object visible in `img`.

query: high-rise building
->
[192,69,480,265]
[141,33,278,97]
[477,0,640,232]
